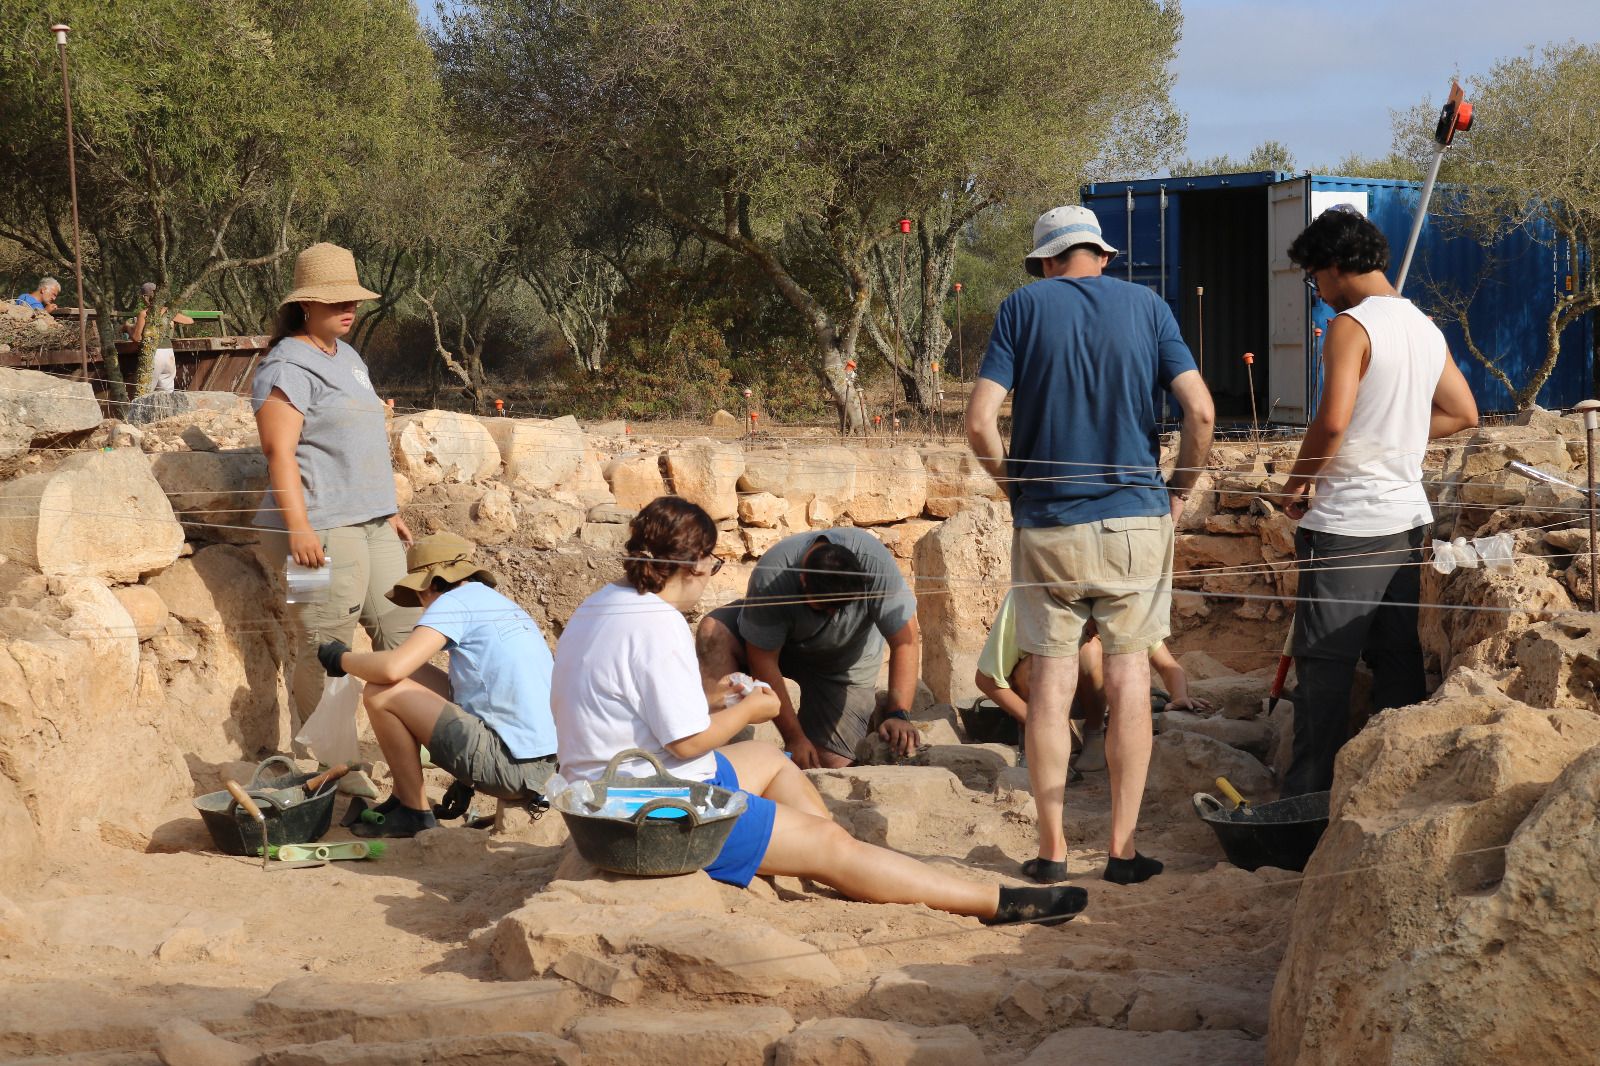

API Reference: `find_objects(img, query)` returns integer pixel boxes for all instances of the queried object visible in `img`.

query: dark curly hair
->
[624,496,718,594]
[1287,207,1389,276]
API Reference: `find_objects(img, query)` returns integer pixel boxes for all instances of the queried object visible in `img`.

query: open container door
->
[1267,177,1312,424]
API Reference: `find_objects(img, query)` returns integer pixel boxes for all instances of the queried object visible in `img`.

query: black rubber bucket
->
[1193,790,1330,872]
[959,699,1021,746]
[194,756,338,856]
[553,749,744,877]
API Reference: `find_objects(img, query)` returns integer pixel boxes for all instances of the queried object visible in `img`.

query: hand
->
[738,691,780,724]
[1169,494,1186,524]
[786,735,824,770]
[289,529,326,568]
[1165,695,1215,713]
[390,514,414,550]
[1283,480,1312,521]
[878,716,921,758]
[317,639,350,677]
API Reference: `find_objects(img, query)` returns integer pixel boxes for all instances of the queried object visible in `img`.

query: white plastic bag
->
[294,675,362,765]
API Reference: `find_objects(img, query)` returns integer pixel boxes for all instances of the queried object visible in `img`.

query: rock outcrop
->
[0,366,101,460]
[913,499,1011,705]
[1269,672,1600,1065]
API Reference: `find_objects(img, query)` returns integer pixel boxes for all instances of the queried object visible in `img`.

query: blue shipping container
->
[1080,171,1594,423]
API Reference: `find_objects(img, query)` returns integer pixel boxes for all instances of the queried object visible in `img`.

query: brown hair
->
[624,496,717,594]
[268,302,308,349]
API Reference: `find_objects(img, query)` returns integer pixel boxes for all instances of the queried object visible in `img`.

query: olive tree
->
[439,0,1182,429]
[0,0,442,400]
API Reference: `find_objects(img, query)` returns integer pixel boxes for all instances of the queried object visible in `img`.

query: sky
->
[1174,0,1599,169]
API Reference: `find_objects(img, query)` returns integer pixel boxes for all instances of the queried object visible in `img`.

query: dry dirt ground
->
[0,640,1291,1065]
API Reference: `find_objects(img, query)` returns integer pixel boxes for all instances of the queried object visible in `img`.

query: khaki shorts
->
[1012,516,1174,657]
[429,703,557,802]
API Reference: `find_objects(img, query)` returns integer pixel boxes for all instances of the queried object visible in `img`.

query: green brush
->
[259,841,386,861]
[359,808,386,825]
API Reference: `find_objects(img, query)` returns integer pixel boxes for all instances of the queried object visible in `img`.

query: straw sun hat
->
[386,532,498,608]
[278,242,381,307]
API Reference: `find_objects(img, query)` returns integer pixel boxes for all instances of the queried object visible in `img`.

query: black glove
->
[317,639,350,677]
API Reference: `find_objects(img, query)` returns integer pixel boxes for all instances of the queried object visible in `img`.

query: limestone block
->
[470,486,518,540]
[924,495,973,519]
[775,1018,986,1066]
[250,974,580,1047]
[1145,730,1273,806]
[912,500,1011,705]
[605,452,668,510]
[156,1018,256,1066]
[569,1006,794,1065]
[0,449,184,581]
[665,438,743,520]
[0,366,101,460]
[1022,1028,1262,1066]
[390,410,500,487]
[1125,974,1270,1033]
[147,448,268,544]
[738,491,786,528]
[482,414,584,494]
[518,498,583,550]
[739,446,857,522]
[863,966,1010,1026]
[259,1033,579,1066]
[710,408,739,428]
[1155,711,1273,758]
[844,446,927,525]
[742,526,784,558]
[111,584,169,641]
[917,445,1003,500]
[580,522,629,553]
[1269,682,1600,1066]
[873,518,939,561]
[625,910,841,996]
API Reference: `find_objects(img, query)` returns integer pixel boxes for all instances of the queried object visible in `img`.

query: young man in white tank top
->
[1278,207,1479,796]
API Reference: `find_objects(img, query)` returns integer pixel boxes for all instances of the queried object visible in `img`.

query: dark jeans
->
[1284,525,1428,797]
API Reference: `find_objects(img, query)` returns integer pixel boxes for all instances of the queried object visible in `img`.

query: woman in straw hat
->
[548,496,1088,926]
[253,242,419,751]
[315,532,559,838]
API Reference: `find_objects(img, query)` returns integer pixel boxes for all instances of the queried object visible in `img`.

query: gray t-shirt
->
[251,337,397,530]
[735,527,918,686]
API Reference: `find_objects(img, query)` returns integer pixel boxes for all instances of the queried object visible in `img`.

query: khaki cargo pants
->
[262,517,421,746]
[1012,514,1174,657]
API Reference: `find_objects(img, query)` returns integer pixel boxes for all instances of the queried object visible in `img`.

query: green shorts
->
[428,703,557,802]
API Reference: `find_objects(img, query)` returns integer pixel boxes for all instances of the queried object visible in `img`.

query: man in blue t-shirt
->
[14,277,60,312]
[966,205,1215,888]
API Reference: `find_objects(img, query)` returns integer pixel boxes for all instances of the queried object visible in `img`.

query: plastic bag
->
[294,675,362,765]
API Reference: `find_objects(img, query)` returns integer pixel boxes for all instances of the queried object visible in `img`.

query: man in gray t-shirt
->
[698,527,922,769]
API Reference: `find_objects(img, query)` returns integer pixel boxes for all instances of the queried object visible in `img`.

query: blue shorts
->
[702,751,777,888]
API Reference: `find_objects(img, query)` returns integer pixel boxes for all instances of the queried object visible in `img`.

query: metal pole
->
[1125,189,1134,282]
[1395,145,1446,294]
[1159,187,1168,300]
[52,24,89,380]
[1577,400,1600,612]
[1195,286,1204,372]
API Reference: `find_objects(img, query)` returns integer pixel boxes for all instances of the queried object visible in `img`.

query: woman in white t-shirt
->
[551,496,1090,926]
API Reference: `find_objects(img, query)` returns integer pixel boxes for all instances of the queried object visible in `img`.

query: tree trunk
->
[90,286,129,407]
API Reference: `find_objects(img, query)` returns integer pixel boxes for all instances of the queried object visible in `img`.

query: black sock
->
[353,804,437,838]
[1020,857,1069,884]
[1102,852,1163,885]
[984,885,1089,926]
[375,794,402,814]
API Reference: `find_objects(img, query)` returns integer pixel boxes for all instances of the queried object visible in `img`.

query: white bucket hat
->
[1024,205,1118,277]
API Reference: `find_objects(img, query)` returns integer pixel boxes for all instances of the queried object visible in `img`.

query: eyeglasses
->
[1303,273,1320,296]
[696,556,724,577]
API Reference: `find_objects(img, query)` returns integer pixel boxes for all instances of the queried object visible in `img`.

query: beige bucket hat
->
[278,242,381,307]
[386,532,498,608]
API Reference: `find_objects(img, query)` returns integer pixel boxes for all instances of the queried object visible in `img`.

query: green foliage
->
[1172,139,1296,177]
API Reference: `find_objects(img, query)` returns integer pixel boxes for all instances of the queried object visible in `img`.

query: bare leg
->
[1025,651,1079,863]
[362,679,451,810]
[695,614,746,687]
[758,805,999,917]
[719,740,831,819]
[1076,635,1107,733]
[1102,649,1153,859]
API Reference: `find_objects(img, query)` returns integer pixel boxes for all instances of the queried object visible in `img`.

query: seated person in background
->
[551,496,1088,926]
[975,591,1211,770]
[316,533,558,838]
[696,527,921,769]
[14,276,60,312]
